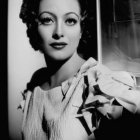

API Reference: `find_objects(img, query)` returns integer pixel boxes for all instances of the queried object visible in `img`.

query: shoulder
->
[19,67,48,111]
[25,67,48,92]
[20,67,48,105]
[83,58,135,87]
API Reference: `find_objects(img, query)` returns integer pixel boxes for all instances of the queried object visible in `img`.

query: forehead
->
[39,0,80,15]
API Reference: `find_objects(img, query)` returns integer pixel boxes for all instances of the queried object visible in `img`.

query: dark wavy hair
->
[19,0,97,59]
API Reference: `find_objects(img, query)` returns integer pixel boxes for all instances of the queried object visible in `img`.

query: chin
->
[46,53,72,62]
[44,49,77,62]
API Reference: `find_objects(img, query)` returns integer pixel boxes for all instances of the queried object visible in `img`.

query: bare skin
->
[41,51,85,90]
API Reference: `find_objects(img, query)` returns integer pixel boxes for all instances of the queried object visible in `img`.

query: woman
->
[19,0,140,140]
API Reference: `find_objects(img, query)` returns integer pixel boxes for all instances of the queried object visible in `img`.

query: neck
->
[43,52,85,89]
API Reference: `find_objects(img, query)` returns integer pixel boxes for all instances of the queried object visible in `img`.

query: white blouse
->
[20,57,140,140]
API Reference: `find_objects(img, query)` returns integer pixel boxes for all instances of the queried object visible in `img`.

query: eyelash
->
[39,17,54,25]
[65,18,78,26]
[38,17,78,26]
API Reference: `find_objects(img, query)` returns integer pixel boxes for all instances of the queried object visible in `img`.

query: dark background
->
[0,0,8,139]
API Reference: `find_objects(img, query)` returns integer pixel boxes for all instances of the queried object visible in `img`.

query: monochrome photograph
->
[6,0,140,140]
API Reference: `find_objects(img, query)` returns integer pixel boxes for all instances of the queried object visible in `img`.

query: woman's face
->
[38,0,82,61]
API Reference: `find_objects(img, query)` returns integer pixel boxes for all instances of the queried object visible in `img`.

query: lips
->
[50,42,67,50]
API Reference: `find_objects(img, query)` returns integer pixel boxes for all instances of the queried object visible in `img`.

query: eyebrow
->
[38,11,55,18]
[65,12,81,19]
[38,11,80,19]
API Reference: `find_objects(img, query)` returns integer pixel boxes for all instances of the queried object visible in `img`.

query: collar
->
[61,57,97,96]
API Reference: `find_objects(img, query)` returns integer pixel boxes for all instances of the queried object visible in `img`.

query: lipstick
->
[50,42,67,50]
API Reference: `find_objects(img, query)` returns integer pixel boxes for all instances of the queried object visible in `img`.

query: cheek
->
[38,27,51,43]
[67,27,81,45]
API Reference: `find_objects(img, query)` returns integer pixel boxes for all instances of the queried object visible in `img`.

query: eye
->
[38,17,54,25]
[65,18,78,26]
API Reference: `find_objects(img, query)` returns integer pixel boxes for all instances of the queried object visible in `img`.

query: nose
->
[52,21,64,39]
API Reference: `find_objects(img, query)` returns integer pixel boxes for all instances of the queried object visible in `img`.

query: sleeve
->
[79,64,140,139]
[19,89,47,140]
[18,89,32,132]
[83,64,140,120]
